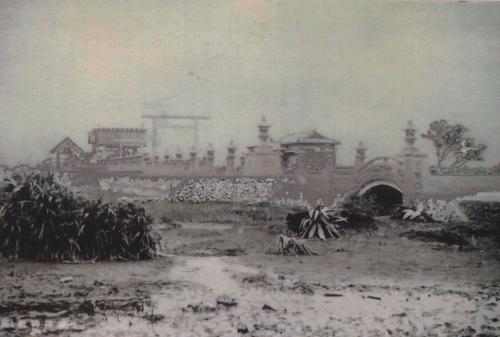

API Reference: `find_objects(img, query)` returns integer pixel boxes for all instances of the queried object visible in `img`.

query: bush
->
[332,193,376,230]
[0,172,158,261]
[391,203,434,222]
[336,192,375,216]
[424,199,468,223]
[458,200,500,223]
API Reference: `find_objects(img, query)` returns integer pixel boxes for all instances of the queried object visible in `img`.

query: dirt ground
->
[1,202,499,337]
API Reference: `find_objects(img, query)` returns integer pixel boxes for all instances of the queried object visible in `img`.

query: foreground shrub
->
[424,199,468,223]
[458,200,500,223]
[391,199,468,223]
[331,193,377,230]
[447,222,500,246]
[0,172,158,261]
[287,206,343,240]
[391,203,434,222]
[337,192,395,217]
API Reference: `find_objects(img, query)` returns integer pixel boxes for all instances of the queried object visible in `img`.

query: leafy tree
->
[450,138,487,169]
[421,119,487,169]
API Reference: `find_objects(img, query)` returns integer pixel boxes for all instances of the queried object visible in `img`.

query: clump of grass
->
[0,172,158,262]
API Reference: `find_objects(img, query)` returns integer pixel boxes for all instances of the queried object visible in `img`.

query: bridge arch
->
[358,180,404,216]
[357,157,405,185]
[359,180,403,196]
[358,156,404,173]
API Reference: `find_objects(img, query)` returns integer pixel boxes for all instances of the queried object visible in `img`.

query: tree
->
[450,138,487,169]
[421,119,487,169]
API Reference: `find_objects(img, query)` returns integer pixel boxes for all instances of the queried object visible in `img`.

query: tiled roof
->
[49,137,85,155]
[90,128,146,132]
[279,130,340,145]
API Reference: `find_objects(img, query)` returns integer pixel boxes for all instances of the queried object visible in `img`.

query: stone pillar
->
[206,143,215,167]
[143,153,151,166]
[258,116,270,145]
[226,140,237,171]
[189,146,197,169]
[175,148,183,160]
[355,141,366,170]
[402,121,418,154]
[189,146,197,160]
[396,121,428,202]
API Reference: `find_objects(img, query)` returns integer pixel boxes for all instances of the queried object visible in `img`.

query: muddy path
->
[1,218,500,336]
[80,255,500,337]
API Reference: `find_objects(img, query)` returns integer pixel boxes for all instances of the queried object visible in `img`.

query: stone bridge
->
[354,156,407,206]
[342,121,427,206]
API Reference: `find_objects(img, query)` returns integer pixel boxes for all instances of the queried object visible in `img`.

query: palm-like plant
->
[392,202,434,222]
[298,206,345,240]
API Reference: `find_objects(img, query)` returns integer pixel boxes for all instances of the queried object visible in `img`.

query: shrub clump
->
[391,203,434,222]
[0,172,158,261]
[332,193,377,230]
[458,200,500,223]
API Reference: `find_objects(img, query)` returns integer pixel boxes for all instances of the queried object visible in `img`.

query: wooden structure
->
[49,137,85,168]
[141,114,210,158]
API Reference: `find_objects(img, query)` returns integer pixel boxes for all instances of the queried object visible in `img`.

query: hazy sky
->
[1,0,499,166]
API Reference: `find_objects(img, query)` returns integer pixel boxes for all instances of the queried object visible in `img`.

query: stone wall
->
[421,175,500,201]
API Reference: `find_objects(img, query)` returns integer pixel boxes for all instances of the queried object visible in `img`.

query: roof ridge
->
[49,137,85,154]
[278,129,340,145]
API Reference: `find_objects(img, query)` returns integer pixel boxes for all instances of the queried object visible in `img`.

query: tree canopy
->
[421,119,487,169]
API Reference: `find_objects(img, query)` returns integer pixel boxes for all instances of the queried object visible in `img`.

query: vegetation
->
[392,199,469,223]
[391,203,433,222]
[458,200,500,223]
[421,119,487,169]
[332,192,378,229]
[337,192,383,218]
[423,199,468,223]
[274,235,317,256]
[296,206,344,240]
[0,171,158,262]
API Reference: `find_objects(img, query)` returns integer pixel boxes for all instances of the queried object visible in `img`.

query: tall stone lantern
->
[396,121,428,201]
[226,140,237,171]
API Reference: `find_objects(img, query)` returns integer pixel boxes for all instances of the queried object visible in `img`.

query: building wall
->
[89,128,146,147]
[332,171,357,195]
[421,175,500,201]
[285,145,337,202]
[46,121,500,203]
[241,145,283,177]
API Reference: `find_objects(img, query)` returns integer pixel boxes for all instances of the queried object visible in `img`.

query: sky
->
[0,0,499,166]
